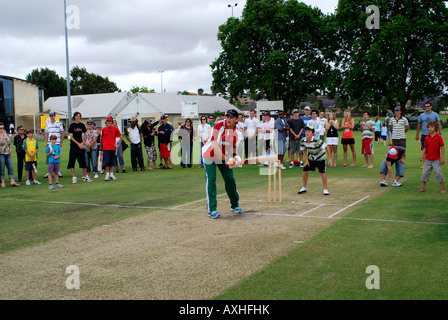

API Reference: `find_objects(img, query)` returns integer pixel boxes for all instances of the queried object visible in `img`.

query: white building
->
[45,92,239,131]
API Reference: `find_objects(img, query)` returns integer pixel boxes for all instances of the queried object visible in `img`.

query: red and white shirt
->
[202,120,242,161]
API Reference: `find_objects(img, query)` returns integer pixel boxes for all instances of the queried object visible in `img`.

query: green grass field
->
[1,127,447,300]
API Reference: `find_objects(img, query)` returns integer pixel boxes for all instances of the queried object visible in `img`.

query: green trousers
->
[204,159,239,213]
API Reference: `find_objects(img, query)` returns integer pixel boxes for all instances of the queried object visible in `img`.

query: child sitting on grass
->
[418,121,445,194]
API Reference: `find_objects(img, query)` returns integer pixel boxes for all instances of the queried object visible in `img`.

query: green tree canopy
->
[211,0,330,112]
[70,66,120,95]
[329,0,448,110]
[129,86,155,94]
[26,68,67,98]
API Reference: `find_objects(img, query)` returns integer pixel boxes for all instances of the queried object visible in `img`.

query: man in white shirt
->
[125,117,145,171]
[44,111,65,178]
[244,109,259,164]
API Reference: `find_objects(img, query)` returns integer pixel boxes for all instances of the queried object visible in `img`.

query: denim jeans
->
[199,141,204,167]
[85,148,98,174]
[180,140,193,168]
[114,144,125,169]
[0,153,15,180]
[380,158,405,177]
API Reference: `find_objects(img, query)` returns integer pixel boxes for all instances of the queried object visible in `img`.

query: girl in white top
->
[197,116,211,168]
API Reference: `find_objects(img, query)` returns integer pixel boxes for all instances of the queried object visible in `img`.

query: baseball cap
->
[225,109,239,118]
[49,111,55,116]
[394,106,401,111]
[293,109,299,113]
[160,115,167,120]
[388,147,399,159]
[304,106,311,110]
[305,125,315,132]
[106,116,113,122]
[87,120,95,125]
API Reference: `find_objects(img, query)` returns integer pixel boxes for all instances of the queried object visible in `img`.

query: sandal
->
[11,183,20,187]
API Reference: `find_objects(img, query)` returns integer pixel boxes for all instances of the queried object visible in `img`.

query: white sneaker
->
[49,184,54,190]
[289,163,294,168]
[299,161,304,167]
[33,180,41,185]
[392,180,402,187]
[105,175,110,181]
[94,173,99,179]
[298,187,307,194]
[83,176,93,182]
[323,189,330,195]
[26,180,31,186]
[58,172,63,177]
[110,174,117,181]
[281,165,287,170]
[72,177,77,184]
[380,180,388,187]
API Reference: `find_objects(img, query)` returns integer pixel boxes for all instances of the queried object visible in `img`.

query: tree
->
[26,68,67,98]
[329,0,448,111]
[129,86,155,94]
[70,66,120,95]
[211,0,329,112]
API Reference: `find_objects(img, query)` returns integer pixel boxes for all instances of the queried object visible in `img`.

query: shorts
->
[102,150,115,167]
[392,139,406,149]
[374,131,381,141]
[361,138,374,155]
[25,161,37,171]
[48,162,60,174]
[420,135,427,151]
[380,135,387,141]
[160,143,171,159]
[303,159,326,173]
[289,139,302,154]
[326,137,339,146]
[380,159,405,177]
[341,138,355,145]
[277,140,286,155]
[67,145,86,169]
[421,159,445,183]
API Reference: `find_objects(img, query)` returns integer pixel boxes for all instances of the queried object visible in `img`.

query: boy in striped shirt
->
[298,126,332,195]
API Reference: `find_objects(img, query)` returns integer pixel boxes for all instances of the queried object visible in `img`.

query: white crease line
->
[169,193,227,209]
[4,198,447,226]
[327,196,370,218]
[298,204,326,216]
[3,198,198,211]
[239,199,351,206]
[246,211,448,226]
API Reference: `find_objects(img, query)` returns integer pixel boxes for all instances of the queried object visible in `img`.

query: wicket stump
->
[268,160,282,202]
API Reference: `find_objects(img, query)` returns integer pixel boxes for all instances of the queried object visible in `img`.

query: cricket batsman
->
[202,109,243,219]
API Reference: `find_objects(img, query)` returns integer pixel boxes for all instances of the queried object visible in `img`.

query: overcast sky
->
[0,0,338,95]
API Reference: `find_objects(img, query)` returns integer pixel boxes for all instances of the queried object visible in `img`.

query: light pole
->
[159,71,164,93]
[64,0,72,125]
[228,3,238,17]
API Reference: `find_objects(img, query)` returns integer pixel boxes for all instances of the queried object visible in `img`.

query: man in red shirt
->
[419,121,445,194]
[101,116,122,181]
[202,109,243,219]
